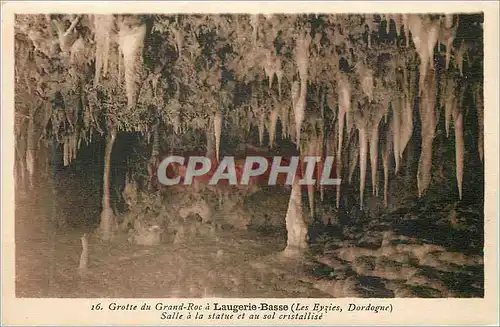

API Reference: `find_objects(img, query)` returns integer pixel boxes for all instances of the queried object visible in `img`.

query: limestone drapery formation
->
[14,13,483,242]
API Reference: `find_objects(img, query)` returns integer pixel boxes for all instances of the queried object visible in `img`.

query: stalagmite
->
[453,109,464,199]
[417,69,437,197]
[214,111,222,162]
[282,180,308,257]
[100,130,117,241]
[93,15,113,86]
[78,233,89,275]
[118,19,147,109]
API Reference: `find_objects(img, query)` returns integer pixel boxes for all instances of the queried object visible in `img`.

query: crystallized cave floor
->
[15,172,483,299]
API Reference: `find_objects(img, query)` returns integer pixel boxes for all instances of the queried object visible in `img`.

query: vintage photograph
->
[13,12,485,299]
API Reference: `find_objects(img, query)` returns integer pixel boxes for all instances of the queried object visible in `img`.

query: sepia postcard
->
[1,1,499,326]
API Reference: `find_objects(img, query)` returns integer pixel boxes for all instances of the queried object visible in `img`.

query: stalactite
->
[258,112,265,146]
[281,103,289,138]
[392,100,401,173]
[440,14,458,70]
[250,15,259,45]
[118,19,147,109]
[394,14,403,37]
[408,15,440,95]
[326,126,337,203]
[25,148,34,188]
[358,125,368,210]
[305,136,317,219]
[173,114,181,134]
[455,40,466,76]
[402,14,410,48]
[264,52,274,89]
[152,121,160,158]
[417,69,437,197]
[63,138,69,166]
[269,106,279,148]
[444,78,456,138]
[369,121,380,196]
[68,135,74,161]
[382,127,393,208]
[295,92,306,148]
[294,32,310,148]
[93,15,114,86]
[348,134,359,185]
[365,14,375,49]
[337,74,351,159]
[214,111,222,162]
[205,124,215,158]
[317,121,325,194]
[171,25,184,57]
[453,109,464,199]
[276,58,283,99]
[24,115,36,189]
[291,80,300,109]
[70,37,85,65]
[474,84,484,162]
[400,94,413,158]
[72,132,78,160]
[355,62,374,102]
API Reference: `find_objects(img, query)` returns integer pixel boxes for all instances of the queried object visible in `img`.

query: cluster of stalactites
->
[199,14,479,215]
[294,14,479,211]
[94,15,147,109]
